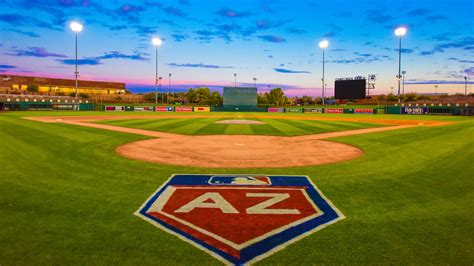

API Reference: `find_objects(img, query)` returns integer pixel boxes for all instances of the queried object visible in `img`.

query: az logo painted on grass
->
[135,174,344,265]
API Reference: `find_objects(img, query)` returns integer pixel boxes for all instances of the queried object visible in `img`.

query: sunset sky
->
[1,0,473,96]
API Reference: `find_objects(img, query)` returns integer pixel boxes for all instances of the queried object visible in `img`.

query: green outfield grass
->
[95,116,385,136]
[1,111,473,264]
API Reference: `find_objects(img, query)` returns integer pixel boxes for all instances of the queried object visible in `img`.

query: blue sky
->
[0,0,473,95]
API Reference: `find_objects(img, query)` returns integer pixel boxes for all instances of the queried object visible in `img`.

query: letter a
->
[174,192,239,214]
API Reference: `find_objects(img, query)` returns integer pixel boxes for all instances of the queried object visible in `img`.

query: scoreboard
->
[335,78,366,100]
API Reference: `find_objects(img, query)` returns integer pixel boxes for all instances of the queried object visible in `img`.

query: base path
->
[26,115,441,168]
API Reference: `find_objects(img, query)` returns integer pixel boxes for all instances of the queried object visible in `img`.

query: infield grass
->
[1,111,473,264]
[95,116,384,136]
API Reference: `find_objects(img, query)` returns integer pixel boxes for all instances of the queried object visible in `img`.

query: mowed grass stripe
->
[223,124,255,135]
[261,118,314,136]
[193,122,229,135]
[170,118,222,134]
[275,119,331,134]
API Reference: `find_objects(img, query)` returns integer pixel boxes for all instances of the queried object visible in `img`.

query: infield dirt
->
[26,115,447,168]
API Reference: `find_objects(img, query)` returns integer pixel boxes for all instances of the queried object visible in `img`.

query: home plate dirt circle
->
[115,135,363,168]
[215,119,265,125]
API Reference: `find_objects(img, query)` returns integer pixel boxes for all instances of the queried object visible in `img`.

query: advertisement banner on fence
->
[324,108,343,114]
[105,106,125,111]
[286,108,302,113]
[303,108,323,113]
[194,106,210,112]
[402,106,429,115]
[268,107,285,112]
[175,106,193,112]
[134,106,154,112]
[156,106,174,112]
[354,108,374,114]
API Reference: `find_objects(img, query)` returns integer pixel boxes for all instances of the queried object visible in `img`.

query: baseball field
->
[1,111,473,264]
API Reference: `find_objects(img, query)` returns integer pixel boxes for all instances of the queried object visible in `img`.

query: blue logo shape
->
[136,174,345,265]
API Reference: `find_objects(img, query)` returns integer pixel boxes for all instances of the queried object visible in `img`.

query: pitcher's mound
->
[215,119,265,125]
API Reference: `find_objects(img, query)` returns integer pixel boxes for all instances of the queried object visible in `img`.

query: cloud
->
[7,47,67,58]
[5,29,40,37]
[162,6,186,17]
[322,32,335,38]
[419,50,435,56]
[172,33,188,42]
[274,68,310,74]
[465,67,474,76]
[133,25,158,37]
[354,52,373,57]
[405,79,474,85]
[286,27,306,35]
[256,19,291,30]
[422,37,474,55]
[99,51,148,61]
[426,15,446,22]
[366,10,393,24]
[168,63,234,69]
[400,48,414,54]
[407,8,431,16]
[108,25,128,31]
[436,37,474,50]
[216,8,252,18]
[448,58,474,64]
[431,34,450,41]
[258,35,286,43]
[0,64,16,69]
[58,58,102,65]
[115,4,144,22]
[0,13,61,31]
[57,51,149,65]
[179,0,191,5]
[330,54,392,64]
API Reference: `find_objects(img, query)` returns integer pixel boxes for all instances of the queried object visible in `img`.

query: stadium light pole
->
[152,37,162,105]
[318,40,329,105]
[70,21,83,100]
[465,76,468,96]
[159,77,163,104]
[402,70,406,95]
[234,73,237,88]
[395,26,407,103]
[253,77,257,87]
[169,73,172,104]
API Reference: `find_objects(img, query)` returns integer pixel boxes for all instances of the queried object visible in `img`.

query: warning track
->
[26,115,447,168]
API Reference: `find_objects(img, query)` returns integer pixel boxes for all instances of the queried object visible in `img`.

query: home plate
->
[56,119,62,121]
[235,143,245,146]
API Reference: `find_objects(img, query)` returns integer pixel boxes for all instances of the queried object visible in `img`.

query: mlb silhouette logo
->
[136,174,344,265]
[208,175,271,185]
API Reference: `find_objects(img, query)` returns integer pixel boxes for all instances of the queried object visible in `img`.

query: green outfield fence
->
[1,101,472,116]
[0,102,95,111]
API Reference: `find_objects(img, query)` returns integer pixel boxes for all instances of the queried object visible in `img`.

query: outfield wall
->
[1,101,472,115]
